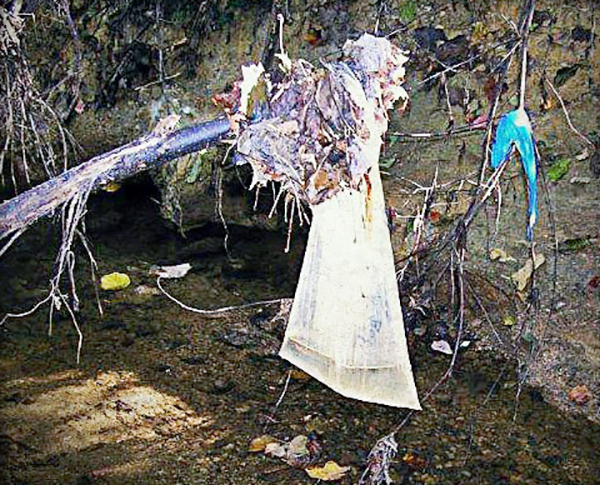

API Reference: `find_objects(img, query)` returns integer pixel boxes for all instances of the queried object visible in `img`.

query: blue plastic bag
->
[490,108,538,240]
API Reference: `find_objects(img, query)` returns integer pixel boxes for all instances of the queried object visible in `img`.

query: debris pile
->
[220,34,409,206]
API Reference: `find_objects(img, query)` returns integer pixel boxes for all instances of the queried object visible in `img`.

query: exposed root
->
[543,77,593,147]
[1,182,93,363]
[0,2,77,192]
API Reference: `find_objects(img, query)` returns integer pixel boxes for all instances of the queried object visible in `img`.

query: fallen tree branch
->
[0,117,231,241]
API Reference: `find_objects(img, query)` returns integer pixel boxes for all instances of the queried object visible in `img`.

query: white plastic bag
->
[279,35,420,409]
[280,163,420,409]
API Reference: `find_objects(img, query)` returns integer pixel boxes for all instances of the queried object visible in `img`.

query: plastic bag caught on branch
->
[222,34,419,409]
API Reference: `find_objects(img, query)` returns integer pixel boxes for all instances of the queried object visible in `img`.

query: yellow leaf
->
[100,272,131,291]
[305,461,350,481]
[248,435,277,453]
[103,182,121,192]
[503,315,515,326]
[489,248,516,263]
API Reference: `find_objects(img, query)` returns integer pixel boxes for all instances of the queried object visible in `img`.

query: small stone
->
[100,320,126,331]
[210,378,235,394]
[431,340,452,355]
[569,176,591,184]
[181,355,206,365]
[289,369,311,381]
[134,324,156,337]
[122,334,135,347]
[133,285,160,296]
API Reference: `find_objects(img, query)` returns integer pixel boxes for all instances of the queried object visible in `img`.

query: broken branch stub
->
[232,34,420,409]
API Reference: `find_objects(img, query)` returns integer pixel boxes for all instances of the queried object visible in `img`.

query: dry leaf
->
[240,63,265,114]
[568,385,593,405]
[431,340,452,355]
[134,285,161,296]
[248,435,277,453]
[489,248,516,263]
[305,461,350,481]
[264,442,287,458]
[511,253,545,292]
[286,434,310,465]
[150,263,192,279]
[503,315,515,326]
[575,148,590,161]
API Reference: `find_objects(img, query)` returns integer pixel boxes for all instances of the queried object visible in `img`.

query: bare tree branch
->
[0,117,231,240]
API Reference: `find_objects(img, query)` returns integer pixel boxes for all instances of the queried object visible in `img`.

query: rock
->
[209,378,235,395]
[181,355,206,365]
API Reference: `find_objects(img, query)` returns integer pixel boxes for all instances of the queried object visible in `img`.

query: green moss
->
[185,148,216,184]
[547,158,571,181]
[559,237,591,253]
[399,0,418,24]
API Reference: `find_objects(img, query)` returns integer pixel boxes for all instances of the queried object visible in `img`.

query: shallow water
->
[1,180,598,484]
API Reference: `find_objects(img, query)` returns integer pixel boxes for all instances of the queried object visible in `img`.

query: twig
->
[60,291,83,364]
[464,279,506,348]
[215,145,236,256]
[440,72,455,128]
[76,228,103,317]
[263,369,293,430]
[0,292,54,327]
[491,181,503,243]
[156,275,285,317]
[518,2,535,110]
[1,186,91,364]
[56,0,83,121]
[274,370,292,409]
[0,227,25,258]
[388,122,487,141]
[543,77,593,146]
[135,72,182,92]
[462,366,507,466]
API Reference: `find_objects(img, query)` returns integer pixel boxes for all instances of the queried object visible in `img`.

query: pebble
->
[210,378,235,394]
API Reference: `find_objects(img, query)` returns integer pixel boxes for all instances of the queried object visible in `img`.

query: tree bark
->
[0,118,231,240]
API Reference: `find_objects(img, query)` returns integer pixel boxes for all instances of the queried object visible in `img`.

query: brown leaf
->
[511,253,545,292]
[489,248,516,263]
[568,385,593,405]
